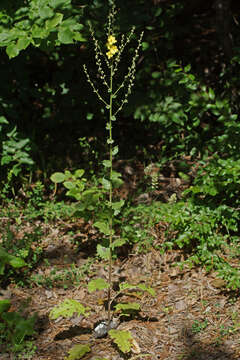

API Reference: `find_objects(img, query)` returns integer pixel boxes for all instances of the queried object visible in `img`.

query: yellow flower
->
[106,45,118,59]
[107,35,117,46]
[106,35,118,59]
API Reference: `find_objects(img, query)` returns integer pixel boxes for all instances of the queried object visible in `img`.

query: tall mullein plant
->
[83,2,143,326]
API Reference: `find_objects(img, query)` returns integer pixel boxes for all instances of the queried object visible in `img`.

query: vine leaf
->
[49,299,90,320]
[108,329,133,353]
[88,278,109,293]
[65,344,91,360]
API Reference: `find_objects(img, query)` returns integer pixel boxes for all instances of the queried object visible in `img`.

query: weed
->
[191,319,208,334]
[0,298,36,356]
[49,2,155,358]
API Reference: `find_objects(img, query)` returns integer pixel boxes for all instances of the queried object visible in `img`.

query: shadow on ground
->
[179,324,235,360]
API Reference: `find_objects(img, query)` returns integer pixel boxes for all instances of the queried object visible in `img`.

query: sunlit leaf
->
[88,278,109,293]
[49,299,90,320]
[65,344,91,360]
[109,329,133,353]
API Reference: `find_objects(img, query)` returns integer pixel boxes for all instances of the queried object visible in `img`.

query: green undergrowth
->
[123,198,240,290]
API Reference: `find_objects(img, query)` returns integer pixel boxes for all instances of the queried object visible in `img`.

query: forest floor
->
[1,217,240,360]
[1,160,240,360]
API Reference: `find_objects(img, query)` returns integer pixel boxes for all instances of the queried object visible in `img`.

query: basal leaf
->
[65,344,91,360]
[88,278,109,293]
[49,299,90,320]
[109,329,133,353]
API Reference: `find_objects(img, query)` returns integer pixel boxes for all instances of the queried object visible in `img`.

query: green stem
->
[107,62,113,326]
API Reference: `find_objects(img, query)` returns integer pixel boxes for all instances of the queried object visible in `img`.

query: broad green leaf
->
[12,314,36,343]
[74,32,86,42]
[58,27,75,44]
[102,160,111,168]
[32,25,50,39]
[65,344,91,360]
[209,88,215,100]
[16,37,31,51]
[109,329,133,353]
[184,64,191,72]
[0,116,8,125]
[97,244,110,260]
[114,302,140,316]
[112,199,125,215]
[39,6,54,19]
[50,172,66,183]
[45,13,63,30]
[101,177,111,190]
[74,169,85,178]
[111,171,123,187]
[50,0,71,8]
[119,282,155,296]
[88,278,109,293]
[63,181,75,190]
[135,283,156,296]
[49,299,90,320]
[6,44,20,59]
[0,247,26,274]
[111,238,126,249]
[9,256,26,269]
[0,300,11,315]
[93,221,111,235]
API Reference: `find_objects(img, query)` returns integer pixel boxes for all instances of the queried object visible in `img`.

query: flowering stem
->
[107,62,114,327]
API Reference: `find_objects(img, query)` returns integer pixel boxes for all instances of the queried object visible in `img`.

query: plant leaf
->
[88,278,109,293]
[45,13,63,30]
[114,302,140,316]
[0,300,11,315]
[102,160,111,168]
[97,244,110,260]
[108,329,133,353]
[65,344,91,360]
[111,238,126,249]
[49,299,90,320]
[119,282,155,296]
[50,172,66,183]
[93,221,111,235]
